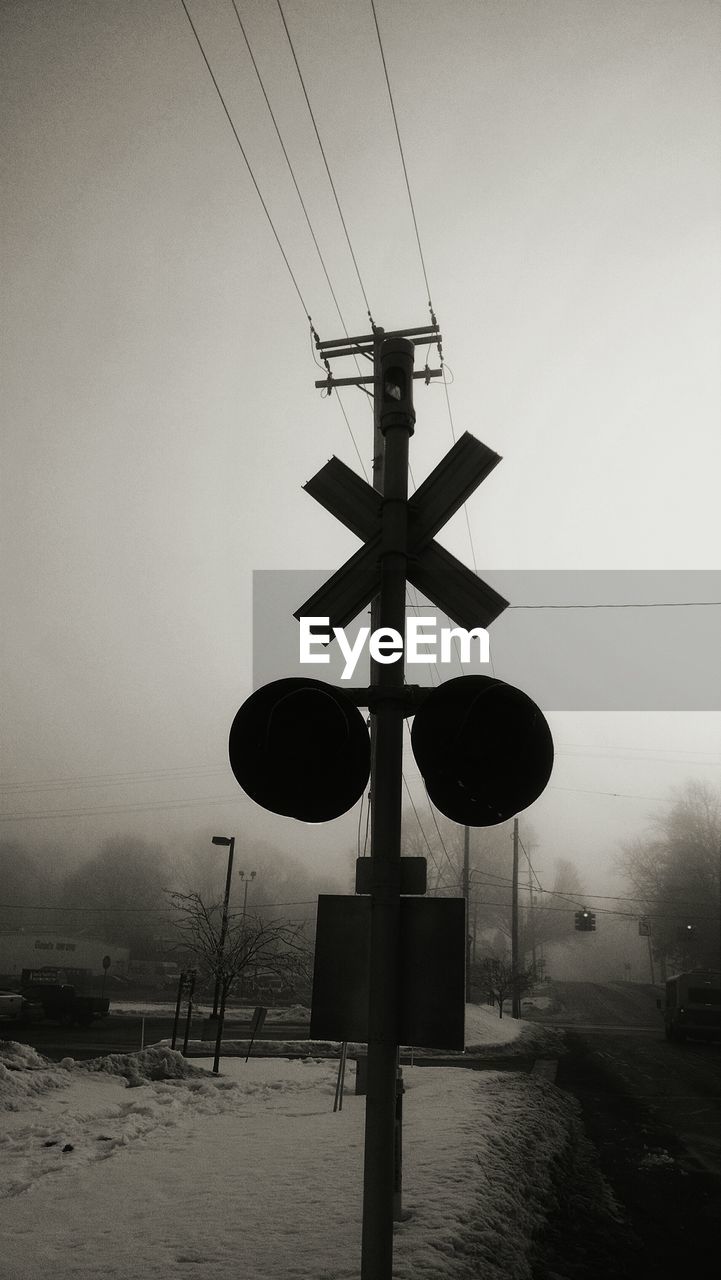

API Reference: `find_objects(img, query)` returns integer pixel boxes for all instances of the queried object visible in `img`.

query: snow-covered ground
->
[0,1009,576,1279]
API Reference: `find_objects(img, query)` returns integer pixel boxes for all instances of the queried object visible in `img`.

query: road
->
[527,980,721,1280]
[529,979,720,1174]
[0,1012,311,1061]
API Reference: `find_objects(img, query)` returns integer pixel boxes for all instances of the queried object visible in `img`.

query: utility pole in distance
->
[511,818,521,1018]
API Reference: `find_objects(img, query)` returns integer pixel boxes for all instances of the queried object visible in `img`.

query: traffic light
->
[228,677,370,823]
[575,910,596,932]
[380,337,415,434]
[410,674,554,826]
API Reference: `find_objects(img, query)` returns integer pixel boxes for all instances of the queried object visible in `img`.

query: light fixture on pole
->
[239,868,256,922]
[210,835,235,1019]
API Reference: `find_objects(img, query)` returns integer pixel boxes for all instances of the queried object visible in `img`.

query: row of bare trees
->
[617,781,720,975]
[0,833,328,989]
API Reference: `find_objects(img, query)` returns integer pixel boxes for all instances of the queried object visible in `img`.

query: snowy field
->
[1,1010,575,1279]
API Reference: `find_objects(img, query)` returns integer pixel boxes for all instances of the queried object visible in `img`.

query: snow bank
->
[465,1003,566,1056]
[168,1002,565,1059]
[0,1037,579,1279]
[0,1040,71,1112]
[71,1044,211,1087]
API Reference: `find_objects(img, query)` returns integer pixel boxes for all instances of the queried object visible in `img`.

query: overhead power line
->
[430,892,719,923]
[179,0,312,323]
[230,0,350,335]
[0,794,242,822]
[508,601,721,610]
[369,0,434,317]
[229,0,369,474]
[402,773,445,886]
[549,785,671,802]
[276,0,374,324]
[0,765,228,793]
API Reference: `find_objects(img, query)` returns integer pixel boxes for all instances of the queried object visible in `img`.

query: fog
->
[2,1,719,978]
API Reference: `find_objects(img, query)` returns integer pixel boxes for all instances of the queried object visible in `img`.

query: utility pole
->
[314,321,442,1280]
[363,332,411,1278]
[511,818,520,1018]
[646,931,655,986]
[527,857,537,982]
[228,314,553,1280]
[463,825,471,1000]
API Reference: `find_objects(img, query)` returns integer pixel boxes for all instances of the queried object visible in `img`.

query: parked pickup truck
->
[20,979,109,1028]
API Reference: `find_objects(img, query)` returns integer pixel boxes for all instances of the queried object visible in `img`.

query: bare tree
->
[475,956,533,1019]
[617,782,720,973]
[166,890,311,1072]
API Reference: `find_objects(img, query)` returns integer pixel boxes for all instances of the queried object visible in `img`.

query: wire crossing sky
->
[2,0,720,895]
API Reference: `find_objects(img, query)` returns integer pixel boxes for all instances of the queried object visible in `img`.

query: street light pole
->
[239,868,256,922]
[211,835,235,1018]
[238,869,256,1002]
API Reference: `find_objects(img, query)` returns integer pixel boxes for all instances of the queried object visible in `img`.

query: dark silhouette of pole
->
[463,825,471,1000]
[238,869,255,1000]
[240,869,256,921]
[527,858,537,981]
[361,336,413,1280]
[211,835,235,1018]
[511,818,520,1018]
[171,971,184,1050]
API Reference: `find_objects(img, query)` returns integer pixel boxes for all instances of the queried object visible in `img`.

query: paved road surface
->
[526,979,720,1174]
[0,1012,311,1061]
[527,980,720,1279]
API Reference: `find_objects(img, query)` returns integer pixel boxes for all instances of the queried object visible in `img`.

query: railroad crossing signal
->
[229,343,553,828]
[294,430,509,634]
[228,676,370,822]
[225,328,555,1280]
[411,674,553,826]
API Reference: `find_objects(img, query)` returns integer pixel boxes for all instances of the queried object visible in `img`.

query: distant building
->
[0,931,129,981]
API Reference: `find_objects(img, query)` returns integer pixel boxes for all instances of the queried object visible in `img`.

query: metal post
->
[361,335,412,1280]
[212,836,235,1018]
[393,1059,404,1221]
[212,984,226,1074]
[171,970,185,1050]
[528,859,537,981]
[511,818,520,1018]
[182,993,193,1056]
[463,826,471,1000]
[646,932,656,985]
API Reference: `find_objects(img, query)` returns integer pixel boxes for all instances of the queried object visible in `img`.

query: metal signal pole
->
[527,857,537,981]
[361,331,412,1279]
[463,825,471,1000]
[312,320,443,1280]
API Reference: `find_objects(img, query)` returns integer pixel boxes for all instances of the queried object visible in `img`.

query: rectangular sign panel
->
[310,895,465,1050]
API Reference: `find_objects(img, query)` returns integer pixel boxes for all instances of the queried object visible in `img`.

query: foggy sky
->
[2,0,720,905]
